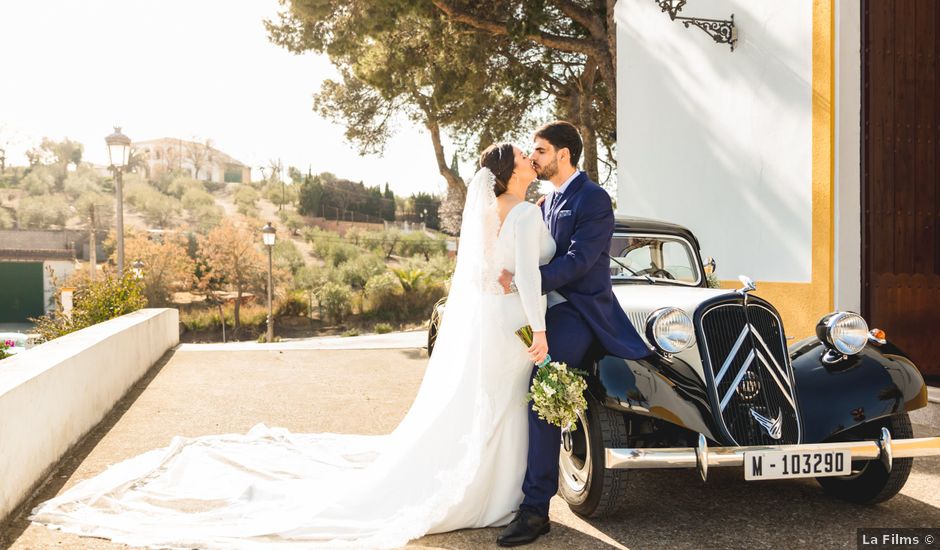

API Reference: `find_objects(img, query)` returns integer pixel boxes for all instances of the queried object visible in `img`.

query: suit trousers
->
[520,301,596,517]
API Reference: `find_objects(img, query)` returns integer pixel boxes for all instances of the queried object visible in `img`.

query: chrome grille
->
[700,301,800,445]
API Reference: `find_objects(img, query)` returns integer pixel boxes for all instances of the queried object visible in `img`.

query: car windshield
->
[609,234,701,285]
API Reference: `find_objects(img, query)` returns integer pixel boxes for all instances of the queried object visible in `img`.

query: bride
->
[30,143,557,549]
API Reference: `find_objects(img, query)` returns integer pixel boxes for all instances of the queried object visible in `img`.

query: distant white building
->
[133,138,250,184]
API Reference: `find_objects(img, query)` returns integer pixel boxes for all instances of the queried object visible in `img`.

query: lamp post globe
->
[105,127,131,170]
[132,259,145,280]
[262,222,276,342]
[262,222,277,247]
[105,127,131,276]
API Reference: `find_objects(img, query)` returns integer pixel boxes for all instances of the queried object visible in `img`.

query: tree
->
[382,183,396,221]
[269,1,617,186]
[297,173,324,218]
[411,192,441,230]
[185,138,214,180]
[198,220,267,332]
[127,146,151,179]
[266,1,541,223]
[429,0,617,182]
[34,137,84,185]
[120,233,195,306]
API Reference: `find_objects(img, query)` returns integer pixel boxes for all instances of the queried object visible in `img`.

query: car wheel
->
[816,413,914,504]
[558,392,630,518]
[427,326,437,356]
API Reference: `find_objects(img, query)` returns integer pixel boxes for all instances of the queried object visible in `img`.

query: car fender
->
[789,338,928,443]
[590,353,722,442]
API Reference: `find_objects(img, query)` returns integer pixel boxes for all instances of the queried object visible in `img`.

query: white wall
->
[616,0,813,282]
[834,0,861,312]
[0,308,179,521]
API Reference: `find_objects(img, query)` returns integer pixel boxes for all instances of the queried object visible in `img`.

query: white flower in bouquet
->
[515,325,589,431]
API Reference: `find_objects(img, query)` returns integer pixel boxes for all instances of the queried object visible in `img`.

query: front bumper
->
[605,431,940,481]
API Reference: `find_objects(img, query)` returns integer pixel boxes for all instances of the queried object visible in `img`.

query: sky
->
[0,0,468,197]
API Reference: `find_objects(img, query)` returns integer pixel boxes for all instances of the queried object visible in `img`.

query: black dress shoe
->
[496,509,550,547]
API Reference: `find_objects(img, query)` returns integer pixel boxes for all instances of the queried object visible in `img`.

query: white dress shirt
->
[546,170,582,309]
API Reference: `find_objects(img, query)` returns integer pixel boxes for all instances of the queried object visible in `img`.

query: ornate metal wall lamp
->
[654,0,738,52]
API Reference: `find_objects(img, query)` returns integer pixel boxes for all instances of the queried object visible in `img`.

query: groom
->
[496,121,651,547]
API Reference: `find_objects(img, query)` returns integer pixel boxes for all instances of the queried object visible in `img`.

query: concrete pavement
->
[3,340,939,550]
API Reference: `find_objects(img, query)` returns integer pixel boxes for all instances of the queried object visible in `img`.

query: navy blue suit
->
[520,171,650,516]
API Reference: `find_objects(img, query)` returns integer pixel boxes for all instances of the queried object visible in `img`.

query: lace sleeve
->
[514,205,546,332]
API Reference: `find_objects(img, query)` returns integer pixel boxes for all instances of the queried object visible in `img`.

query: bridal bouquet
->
[515,325,588,431]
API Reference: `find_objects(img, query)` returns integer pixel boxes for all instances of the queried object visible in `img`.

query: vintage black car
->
[427,216,940,517]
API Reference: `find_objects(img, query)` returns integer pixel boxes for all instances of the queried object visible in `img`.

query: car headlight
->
[816,312,869,355]
[645,307,695,354]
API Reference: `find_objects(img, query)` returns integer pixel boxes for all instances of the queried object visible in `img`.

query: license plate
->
[744,450,852,480]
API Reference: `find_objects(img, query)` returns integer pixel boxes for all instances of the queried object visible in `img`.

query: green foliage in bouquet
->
[515,325,589,431]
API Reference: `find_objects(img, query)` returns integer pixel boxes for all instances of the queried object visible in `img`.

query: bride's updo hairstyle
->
[479,143,515,197]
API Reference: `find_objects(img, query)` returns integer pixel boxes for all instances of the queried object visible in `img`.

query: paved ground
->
[3,343,939,550]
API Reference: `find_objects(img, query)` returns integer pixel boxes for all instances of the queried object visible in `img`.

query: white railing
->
[0,308,179,521]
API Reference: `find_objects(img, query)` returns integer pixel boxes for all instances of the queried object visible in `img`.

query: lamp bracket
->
[654,1,737,52]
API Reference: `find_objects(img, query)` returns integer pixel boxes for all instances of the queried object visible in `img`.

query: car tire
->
[558,392,630,518]
[815,413,914,504]
[427,326,437,356]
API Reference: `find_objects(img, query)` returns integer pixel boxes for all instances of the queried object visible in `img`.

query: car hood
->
[612,284,731,332]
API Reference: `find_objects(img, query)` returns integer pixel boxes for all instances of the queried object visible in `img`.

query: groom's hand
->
[498,269,514,294]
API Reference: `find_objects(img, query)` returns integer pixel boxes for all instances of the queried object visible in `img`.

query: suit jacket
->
[539,172,651,360]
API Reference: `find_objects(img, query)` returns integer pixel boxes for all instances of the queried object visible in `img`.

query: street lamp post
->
[0,147,6,174]
[262,222,276,343]
[105,127,131,276]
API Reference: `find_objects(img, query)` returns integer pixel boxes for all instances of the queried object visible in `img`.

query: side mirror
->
[703,256,716,275]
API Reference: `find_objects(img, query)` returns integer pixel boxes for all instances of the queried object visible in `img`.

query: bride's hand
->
[528,331,549,365]
[498,269,514,294]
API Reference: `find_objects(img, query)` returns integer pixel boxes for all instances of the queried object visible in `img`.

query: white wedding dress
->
[30,169,556,550]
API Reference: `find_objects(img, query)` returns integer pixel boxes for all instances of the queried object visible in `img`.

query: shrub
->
[0,207,13,229]
[181,187,215,210]
[392,268,425,292]
[276,291,310,317]
[399,255,455,284]
[396,282,446,323]
[374,322,393,334]
[277,209,305,233]
[342,328,360,337]
[17,194,70,228]
[339,253,385,289]
[273,239,305,275]
[125,181,181,227]
[168,176,206,198]
[317,282,351,323]
[62,167,100,199]
[180,303,269,333]
[31,271,147,342]
[397,232,446,259]
[364,272,401,315]
[707,273,722,289]
[187,203,224,233]
[321,242,359,267]
[234,184,259,206]
[20,166,56,196]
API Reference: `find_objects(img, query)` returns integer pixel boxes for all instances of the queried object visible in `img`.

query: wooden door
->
[862,0,940,379]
